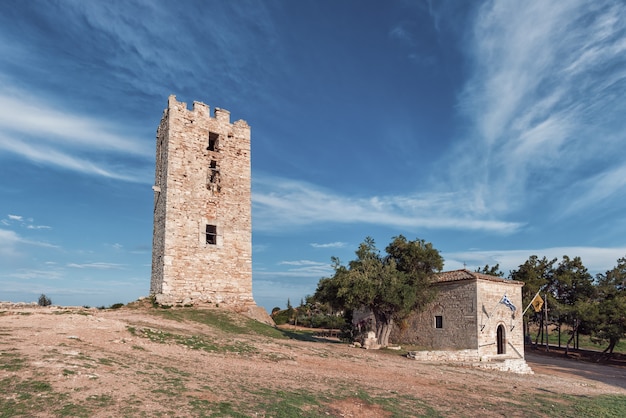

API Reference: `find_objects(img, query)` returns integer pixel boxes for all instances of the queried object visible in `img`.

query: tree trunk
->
[565,320,578,357]
[602,339,616,359]
[373,312,394,347]
[534,315,543,346]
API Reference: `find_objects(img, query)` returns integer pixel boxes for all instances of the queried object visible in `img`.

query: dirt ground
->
[1,303,625,417]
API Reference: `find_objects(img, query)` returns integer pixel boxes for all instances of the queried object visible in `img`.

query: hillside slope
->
[1,302,625,417]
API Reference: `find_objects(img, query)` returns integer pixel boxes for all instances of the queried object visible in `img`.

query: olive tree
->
[314,235,443,347]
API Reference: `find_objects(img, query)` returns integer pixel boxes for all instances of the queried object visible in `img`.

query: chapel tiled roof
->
[434,269,523,285]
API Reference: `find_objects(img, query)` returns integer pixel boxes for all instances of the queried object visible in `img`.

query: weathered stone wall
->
[150,114,169,295]
[150,95,253,306]
[391,280,478,349]
[475,279,524,359]
[406,350,533,374]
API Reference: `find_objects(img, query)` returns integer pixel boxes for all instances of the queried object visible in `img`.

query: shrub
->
[38,294,52,307]
[272,310,291,325]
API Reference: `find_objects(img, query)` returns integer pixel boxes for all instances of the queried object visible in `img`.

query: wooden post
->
[543,293,550,351]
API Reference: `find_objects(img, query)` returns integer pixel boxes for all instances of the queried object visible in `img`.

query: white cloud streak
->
[67,262,125,270]
[310,242,347,249]
[444,246,626,276]
[2,214,51,230]
[0,88,152,183]
[253,175,523,233]
[0,133,143,182]
[255,259,333,279]
[0,93,150,156]
[447,0,626,217]
[0,228,58,259]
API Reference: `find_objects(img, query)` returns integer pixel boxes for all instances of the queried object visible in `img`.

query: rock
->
[363,331,380,350]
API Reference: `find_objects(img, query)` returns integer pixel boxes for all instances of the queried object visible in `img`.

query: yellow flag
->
[531,293,544,312]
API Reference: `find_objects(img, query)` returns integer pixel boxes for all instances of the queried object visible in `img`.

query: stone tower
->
[150,95,254,307]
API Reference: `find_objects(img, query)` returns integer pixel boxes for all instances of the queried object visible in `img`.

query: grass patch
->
[0,350,26,371]
[16,380,53,394]
[55,403,91,417]
[517,392,626,417]
[260,390,325,417]
[0,372,117,417]
[151,379,186,397]
[85,394,114,407]
[188,399,249,417]
[53,310,74,315]
[247,388,440,418]
[149,308,252,333]
[145,307,286,339]
[97,357,115,366]
[529,325,626,354]
[573,395,626,418]
[137,327,258,354]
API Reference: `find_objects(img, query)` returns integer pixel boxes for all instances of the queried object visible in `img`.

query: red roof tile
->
[435,269,523,285]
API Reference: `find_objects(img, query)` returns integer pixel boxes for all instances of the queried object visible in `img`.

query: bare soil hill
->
[1,301,625,417]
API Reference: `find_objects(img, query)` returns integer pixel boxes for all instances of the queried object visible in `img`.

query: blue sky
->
[1,0,626,312]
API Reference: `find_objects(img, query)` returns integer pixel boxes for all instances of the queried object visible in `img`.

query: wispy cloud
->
[27,225,51,230]
[563,163,626,217]
[311,242,347,249]
[253,175,523,233]
[279,260,322,266]
[444,245,626,276]
[388,20,436,66]
[254,259,332,279]
[0,229,21,258]
[8,269,65,281]
[67,262,125,270]
[389,24,415,46]
[277,260,331,276]
[445,0,626,218]
[2,214,50,230]
[0,92,150,156]
[0,89,152,183]
[0,229,58,259]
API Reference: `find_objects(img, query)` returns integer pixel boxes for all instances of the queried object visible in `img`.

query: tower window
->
[207,132,219,151]
[206,224,217,245]
[208,160,221,192]
[435,315,443,329]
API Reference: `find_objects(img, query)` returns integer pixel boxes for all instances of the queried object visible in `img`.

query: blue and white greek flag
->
[500,294,516,312]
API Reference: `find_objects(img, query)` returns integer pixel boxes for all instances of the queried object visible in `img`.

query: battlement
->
[167,94,248,126]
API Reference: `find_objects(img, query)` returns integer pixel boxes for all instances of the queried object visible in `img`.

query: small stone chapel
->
[392,269,532,373]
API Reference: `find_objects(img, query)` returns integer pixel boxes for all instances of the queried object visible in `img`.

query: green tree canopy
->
[510,255,556,313]
[590,256,626,355]
[475,263,504,277]
[313,236,443,347]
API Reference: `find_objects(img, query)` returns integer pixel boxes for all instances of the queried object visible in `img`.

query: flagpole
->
[543,293,550,352]
[522,286,546,316]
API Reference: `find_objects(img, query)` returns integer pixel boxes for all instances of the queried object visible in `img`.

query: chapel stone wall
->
[475,279,524,358]
[392,280,478,349]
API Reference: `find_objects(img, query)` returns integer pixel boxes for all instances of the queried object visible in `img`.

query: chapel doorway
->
[497,324,505,354]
